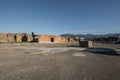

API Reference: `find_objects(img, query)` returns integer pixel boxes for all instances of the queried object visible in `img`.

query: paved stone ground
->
[0,43,120,80]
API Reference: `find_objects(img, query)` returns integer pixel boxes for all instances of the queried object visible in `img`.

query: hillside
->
[60,33,120,39]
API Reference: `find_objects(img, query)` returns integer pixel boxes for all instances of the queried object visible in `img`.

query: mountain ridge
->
[60,33,120,39]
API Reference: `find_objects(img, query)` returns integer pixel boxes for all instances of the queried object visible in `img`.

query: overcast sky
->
[0,0,120,35]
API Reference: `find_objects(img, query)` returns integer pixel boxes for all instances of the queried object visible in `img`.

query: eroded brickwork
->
[0,33,7,42]
[26,34,33,42]
[79,41,93,48]
[54,36,64,43]
[15,34,22,42]
[38,35,51,43]
[7,33,15,42]
[0,33,77,43]
[70,37,75,42]
[65,37,76,43]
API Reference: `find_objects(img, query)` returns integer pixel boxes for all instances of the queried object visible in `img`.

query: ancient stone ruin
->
[7,33,15,42]
[0,33,76,43]
[79,41,93,48]
[0,33,7,43]
[37,35,73,43]
[79,38,93,48]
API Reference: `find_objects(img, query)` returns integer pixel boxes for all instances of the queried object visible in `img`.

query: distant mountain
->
[60,33,120,39]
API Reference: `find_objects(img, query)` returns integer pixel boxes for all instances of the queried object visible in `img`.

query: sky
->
[0,0,120,35]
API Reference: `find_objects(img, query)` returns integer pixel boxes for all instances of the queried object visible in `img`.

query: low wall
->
[79,41,93,48]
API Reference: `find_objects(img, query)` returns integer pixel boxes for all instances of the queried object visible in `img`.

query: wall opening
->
[51,38,54,42]
[68,38,70,42]
[22,35,27,42]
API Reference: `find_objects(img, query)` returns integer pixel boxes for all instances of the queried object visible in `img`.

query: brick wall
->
[38,35,71,43]
[70,37,75,42]
[38,35,51,43]
[0,33,76,43]
[26,34,33,42]
[79,40,93,48]
[15,34,22,42]
[0,33,7,42]
[7,33,15,42]
[54,36,64,43]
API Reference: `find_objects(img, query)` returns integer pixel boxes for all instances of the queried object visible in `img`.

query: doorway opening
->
[51,38,54,42]
[68,38,70,42]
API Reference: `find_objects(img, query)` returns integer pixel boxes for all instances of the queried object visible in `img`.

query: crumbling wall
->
[62,37,66,42]
[15,34,22,42]
[26,34,33,42]
[63,37,69,42]
[79,41,93,48]
[38,35,51,43]
[38,35,69,43]
[0,33,77,43]
[54,36,64,43]
[66,37,76,42]
[0,33,7,42]
[34,36,38,42]
[22,33,27,42]
[7,33,15,42]
[70,37,75,42]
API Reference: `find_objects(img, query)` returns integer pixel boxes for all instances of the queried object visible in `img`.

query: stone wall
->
[54,36,65,43]
[79,40,93,48]
[38,35,69,43]
[62,37,67,42]
[38,35,51,43]
[88,41,93,48]
[15,34,22,42]
[38,35,68,43]
[0,33,77,43]
[22,33,28,42]
[0,33,7,42]
[26,34,33,42]
[70,37,75,42]
[7,33,15,42]
[65,37,75,43]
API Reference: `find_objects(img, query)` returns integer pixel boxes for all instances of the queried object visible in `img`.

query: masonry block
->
[15,34,22,42]
[38,35,51,43]
[26,34,33,42]
[0,33,7,42]
[7,33,15,42]
[79,40,93,48]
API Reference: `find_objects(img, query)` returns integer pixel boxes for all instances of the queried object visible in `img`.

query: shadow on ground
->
[84,48,120,56]
[67,45,79,47]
